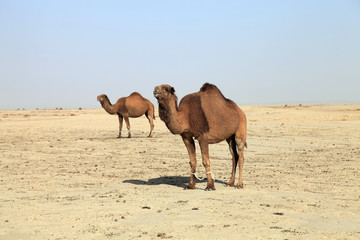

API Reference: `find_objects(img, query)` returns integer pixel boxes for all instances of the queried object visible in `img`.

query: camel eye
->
[164,87,174,94]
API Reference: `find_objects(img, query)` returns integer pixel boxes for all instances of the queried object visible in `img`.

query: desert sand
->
[1,104,359,239]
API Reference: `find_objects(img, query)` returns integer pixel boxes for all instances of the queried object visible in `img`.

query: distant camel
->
[97,93,155,138]
[153,83,247,190]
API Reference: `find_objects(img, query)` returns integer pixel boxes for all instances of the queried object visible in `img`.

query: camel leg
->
[235,138,246,188]
[117,114,123,138]
[145,112,154,138]
[226,136,239,187]
[198,136,215,191]
[124,116,131,138]
[182,135,196,189]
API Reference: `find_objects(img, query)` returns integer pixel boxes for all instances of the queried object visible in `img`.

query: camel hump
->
[199,83,228,101]
[200,83,218,92]
[129,92,143,98]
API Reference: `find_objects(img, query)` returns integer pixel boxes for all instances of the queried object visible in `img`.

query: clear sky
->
[1,0,359,109]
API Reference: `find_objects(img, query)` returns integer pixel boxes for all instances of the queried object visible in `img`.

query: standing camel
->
[153,83,247,190]
[97,92,155,138]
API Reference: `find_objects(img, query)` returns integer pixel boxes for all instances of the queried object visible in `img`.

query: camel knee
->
[188,160,197,172]
[189,161,195,168]
[236,138,245,148]
[202,160,210,169]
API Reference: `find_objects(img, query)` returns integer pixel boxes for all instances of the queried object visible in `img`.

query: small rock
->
[273,212,284,216]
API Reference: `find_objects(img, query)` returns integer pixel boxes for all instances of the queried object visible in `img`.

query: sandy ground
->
[1,104,359,239]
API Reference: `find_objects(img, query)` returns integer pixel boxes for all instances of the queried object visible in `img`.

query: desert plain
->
[0,104,359,239]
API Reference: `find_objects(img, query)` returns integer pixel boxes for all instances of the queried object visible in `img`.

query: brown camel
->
[153,83,247,190]
[97,92,155,138]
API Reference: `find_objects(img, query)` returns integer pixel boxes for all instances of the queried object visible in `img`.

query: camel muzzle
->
[153,91,160,98]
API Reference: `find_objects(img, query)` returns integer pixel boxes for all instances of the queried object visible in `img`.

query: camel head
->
[97,94,108,103]
[153,84,176,101]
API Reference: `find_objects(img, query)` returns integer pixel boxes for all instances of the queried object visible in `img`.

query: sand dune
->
[1,104,359,239]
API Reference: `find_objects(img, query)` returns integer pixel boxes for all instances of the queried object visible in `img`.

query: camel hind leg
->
[145,111,154,138]
[235,108,247,188]
[226,135,239,187]
[235,137,246,188]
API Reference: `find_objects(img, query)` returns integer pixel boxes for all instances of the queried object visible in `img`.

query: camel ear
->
[165,86,175,94]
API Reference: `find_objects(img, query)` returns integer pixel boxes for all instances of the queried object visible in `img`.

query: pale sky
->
[1,0,359,109]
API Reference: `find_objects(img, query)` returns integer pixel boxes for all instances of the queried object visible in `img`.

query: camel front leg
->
[198,136,215,191]
[117,114,123,138]
[182,135,196,189]
[124,116,131,138]
[226,136,238,187]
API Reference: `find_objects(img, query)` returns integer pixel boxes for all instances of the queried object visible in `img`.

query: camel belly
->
[206,131,234,144]
[128,112,144,118]
[124,106,148,118]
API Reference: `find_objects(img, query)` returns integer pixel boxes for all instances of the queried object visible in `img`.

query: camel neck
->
[158,97,184,134]
[101,100,117,115]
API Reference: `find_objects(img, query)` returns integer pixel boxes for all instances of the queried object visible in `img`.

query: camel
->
[153,83,247,190]
[97,92,155,138]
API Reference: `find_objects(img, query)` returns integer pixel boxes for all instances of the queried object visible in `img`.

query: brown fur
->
[154,83,247,190]
[97,92,155,138]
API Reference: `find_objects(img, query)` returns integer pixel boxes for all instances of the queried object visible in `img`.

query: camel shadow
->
[88,135,150,141]
[123,176,227,189]
[115,136,150,139]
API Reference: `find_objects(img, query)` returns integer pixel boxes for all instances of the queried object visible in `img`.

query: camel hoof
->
[225,183,235,187]
[205,186,216,191]
[184,184,196,190]
[235,183,244,189]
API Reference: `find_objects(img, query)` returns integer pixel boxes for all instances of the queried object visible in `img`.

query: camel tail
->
[245,142,248,148]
